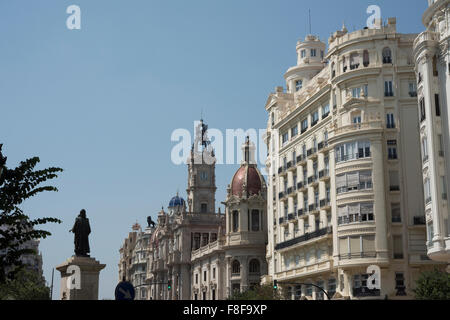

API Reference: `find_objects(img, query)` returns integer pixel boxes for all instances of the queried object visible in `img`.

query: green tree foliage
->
[227,284,284,300]
[414,268,450,300]
[0,144,63,283]
[0,268,50,300]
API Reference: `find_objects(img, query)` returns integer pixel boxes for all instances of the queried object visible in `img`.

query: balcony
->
[311,119,318,127]
[301,127,308,134]
[287,187,293,195]
[409,91,417,97]
[308,204,319,213]
[384,91,394,97]
[296,155,305,164]
[390,185,400,192]
[337,181,373,195]
[288,213,296,221]
[339,252,377,260]
[297,182,304,190]
[322,112,330,120]
[278,192,286,200]
[308,174,318,185]
[297,209,304,217]
[279,217,285,224]
[413,30,439,49]
[333,121,382,137]
[413,216,426,225]
[274,227,333,250]
[319,169,329,180]
[320,198,331,208]
[350,63,360,70]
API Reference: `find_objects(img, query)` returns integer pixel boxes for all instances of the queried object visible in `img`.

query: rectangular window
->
[301,50,306,58]
[386,113,395,129]
[296,80,303,91]
[311,49,316,57]
[352,87,361,98]
[387,140,398,160]
[363,84,368,97]
[422,137,429,161]
[435,94,441,116]
[395,273,406,296]
[420,97,426,122]
[322,104,330,117]
[438,134,444,157]
[291,125,298,137]
[311,111,319,125]
[409,82,417,97]
[441,176,447,200]
[282,132,289,145]
[393,235,403,259]
[251,210,260,231]
[201,203,208,213]
[391,203,401,222]
[425,178,431,203]
[301,119,308,133]
[389,171,400,191]
[384,81,394,96]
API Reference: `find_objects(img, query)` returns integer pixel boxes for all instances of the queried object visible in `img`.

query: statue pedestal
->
[56,256,106,300]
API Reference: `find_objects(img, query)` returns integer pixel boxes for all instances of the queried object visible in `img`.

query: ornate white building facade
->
[413,0,450,266]
[119,121,267,300]
[190,138,267,300]
[264,18,446,300]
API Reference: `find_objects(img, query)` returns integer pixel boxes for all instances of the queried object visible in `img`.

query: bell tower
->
[186,119,217,214]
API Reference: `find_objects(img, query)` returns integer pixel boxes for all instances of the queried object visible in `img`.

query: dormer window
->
[301,50,306,58]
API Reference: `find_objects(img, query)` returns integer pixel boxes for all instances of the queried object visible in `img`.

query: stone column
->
[56,256,105,300]
[372,138,389,260]
[240,257,249,292]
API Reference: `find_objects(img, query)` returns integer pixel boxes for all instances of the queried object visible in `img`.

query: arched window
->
[363,50,370,67]
[382,47,392,64]
[232,260,240,274]
[249,259,260,274]
[251,210,260,231]
[232,210,239,232]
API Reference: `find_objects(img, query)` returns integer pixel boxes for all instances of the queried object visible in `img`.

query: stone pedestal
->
[56,256,106,300]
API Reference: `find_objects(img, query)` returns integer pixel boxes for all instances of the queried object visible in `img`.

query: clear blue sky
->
[0,0,426,299]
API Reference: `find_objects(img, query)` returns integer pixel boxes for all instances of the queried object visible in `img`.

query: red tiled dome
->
[231,166,263,197]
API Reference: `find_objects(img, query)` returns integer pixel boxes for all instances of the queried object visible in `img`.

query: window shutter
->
[347,172,359,187]
[362,235,375,253]
[338,205,348,217]
[360,171,372,183]
[336,174,347,188]
[360,203,373,214]
[339,238,348,255]
[350,236,361,254]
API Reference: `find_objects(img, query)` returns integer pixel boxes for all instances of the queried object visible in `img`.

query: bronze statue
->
[147,216,155,228]
[70,209,91,257]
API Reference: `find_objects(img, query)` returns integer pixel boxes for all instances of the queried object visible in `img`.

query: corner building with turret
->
[264,18,446,300]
